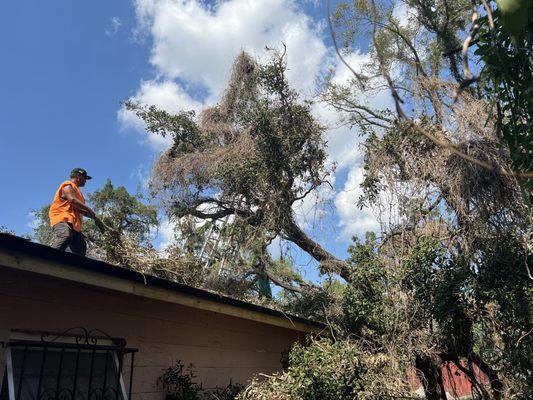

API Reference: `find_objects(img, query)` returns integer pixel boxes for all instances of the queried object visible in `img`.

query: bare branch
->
[481,0,495,29]
[326,0,368,88]
[188,207,235,220]
[265,270,304,293]
[454,1,481,100]
[453,1,492,100]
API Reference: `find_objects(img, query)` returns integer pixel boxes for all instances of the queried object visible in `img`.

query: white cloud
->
[27,211,40,231]
[133,0,327,97]
[315,103,360,171]
[130,163,152,189]
[156,217,177,250]
[392,1,415,27]
[106,17,122,36]
[334,166,380,240]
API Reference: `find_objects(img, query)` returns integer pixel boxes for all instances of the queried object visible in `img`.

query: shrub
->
[238,338,411,400]
[158,360,202,400]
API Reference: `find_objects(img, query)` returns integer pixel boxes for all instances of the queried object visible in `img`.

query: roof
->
[0,233,325,333]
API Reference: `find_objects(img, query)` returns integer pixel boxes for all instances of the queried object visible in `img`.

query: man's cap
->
[70,168,92,180]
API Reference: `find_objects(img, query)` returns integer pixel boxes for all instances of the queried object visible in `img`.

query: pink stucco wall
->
[0,266,304,399]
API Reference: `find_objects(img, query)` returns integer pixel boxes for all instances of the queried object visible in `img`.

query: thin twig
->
[322,304,337,341]
[454,1,494,100]
[326,0,367,88]
[526,260,533,280]
[516,327,533,347]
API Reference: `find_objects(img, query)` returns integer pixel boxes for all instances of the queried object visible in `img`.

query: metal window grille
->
[1,328,137,400]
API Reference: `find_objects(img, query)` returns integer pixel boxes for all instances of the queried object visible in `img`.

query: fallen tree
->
[126,50,350,285]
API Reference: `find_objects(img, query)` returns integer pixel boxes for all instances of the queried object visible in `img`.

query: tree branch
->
[368,0,533,180]
[442,39,479,57]
[326,0,368,88]
[177,197,261,224]
[282,217,350,280]
[265,270,304,293]
[188,208,232,220]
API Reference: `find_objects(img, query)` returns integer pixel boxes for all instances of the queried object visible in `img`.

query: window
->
[1,329,137,400]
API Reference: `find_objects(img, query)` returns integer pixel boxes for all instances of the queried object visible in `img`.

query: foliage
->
[31,205,53,245]
[158,360,202,400]
[240,1,533,399]
[496,0,532,42]
[158,361,244,400]
[470,237,533,393]
[87,180,157,244]
[342,232,387,335]
[317,0,533,398]
[475,4,533,192]
[280,280,344,323]
[83,179,158,263]
[126,50,348,283]
[0,225,16,235]
[204,381,244,400]
[238,338,412,400]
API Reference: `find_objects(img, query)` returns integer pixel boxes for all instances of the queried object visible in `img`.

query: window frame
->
[1,329,137,400]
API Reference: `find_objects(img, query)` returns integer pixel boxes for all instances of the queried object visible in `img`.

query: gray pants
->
[50,222,87,256]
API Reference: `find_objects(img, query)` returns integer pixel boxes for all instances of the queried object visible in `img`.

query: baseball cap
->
[70,168,92,180]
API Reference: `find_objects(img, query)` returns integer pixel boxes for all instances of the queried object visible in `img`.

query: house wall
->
[407,361,490,400]
[0,266,304,399]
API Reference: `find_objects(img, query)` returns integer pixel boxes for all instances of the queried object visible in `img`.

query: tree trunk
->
[283,217,350,280]
[415,355,448,400]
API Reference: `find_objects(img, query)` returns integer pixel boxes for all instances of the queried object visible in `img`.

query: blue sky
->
[0,0,397,274]
[0,0,153,231]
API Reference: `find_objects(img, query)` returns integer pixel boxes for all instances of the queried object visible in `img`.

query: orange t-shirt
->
[49,180,86,232]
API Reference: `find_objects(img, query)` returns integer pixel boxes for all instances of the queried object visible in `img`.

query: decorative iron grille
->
[1,328,137,400]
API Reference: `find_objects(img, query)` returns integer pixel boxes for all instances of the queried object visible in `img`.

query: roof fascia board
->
[0,247,323,334]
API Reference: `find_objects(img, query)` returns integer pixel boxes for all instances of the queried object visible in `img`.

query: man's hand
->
[93,217,107,233]
[83,209,96,219]
[61,185,108,232]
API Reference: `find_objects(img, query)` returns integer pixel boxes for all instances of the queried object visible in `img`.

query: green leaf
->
[496,0,532,43]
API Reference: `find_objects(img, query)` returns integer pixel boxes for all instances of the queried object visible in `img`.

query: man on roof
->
[49,168,104,256]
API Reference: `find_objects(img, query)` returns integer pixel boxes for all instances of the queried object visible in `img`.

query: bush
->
[238,338,411,400]
[158,361,245,400]
[204,381,244,400]
[158,361,202,400]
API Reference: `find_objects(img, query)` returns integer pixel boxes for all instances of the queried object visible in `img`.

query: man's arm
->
[62,185,96,218]
[62,186,107,232]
